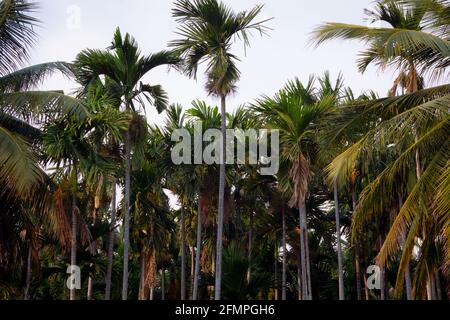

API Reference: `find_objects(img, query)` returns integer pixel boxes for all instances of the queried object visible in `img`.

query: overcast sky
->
[31,0,394,125]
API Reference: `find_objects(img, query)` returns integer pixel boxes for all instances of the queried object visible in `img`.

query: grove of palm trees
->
[0,0,449,303]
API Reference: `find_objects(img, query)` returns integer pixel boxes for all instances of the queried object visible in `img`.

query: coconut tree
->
[313,0,450,299]
[74,28,180,299]
[170,0,270,299]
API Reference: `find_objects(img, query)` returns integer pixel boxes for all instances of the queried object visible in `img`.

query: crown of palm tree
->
[170,0,271,97]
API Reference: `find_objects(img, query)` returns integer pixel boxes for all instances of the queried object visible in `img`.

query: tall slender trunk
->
[105,180,116,300]
[149,285,154,300]
[333,181,345,300]
[87,203,98,301]
[363,272,370,300]
[281,205,287,300]
[122,131,131,300]
[274,243,279,300]
[398,196,413,300]
[192,194,202,300]
[24,243,32,300]
[70,164,78,301]
[378,235,386,300]
[214,94,226,300]
[247,211,254,283]
[138,249,146,300]
[190,245,194,299]
[297,251,302,300]
[435,272,443,300]
[305,221,312,300]
[181,205,186,300]
[352,189,363,301]
[299,201,311,300]
[161,268,165,300]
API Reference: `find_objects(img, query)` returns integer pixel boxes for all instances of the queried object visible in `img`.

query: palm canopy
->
[0,0,39,74]
[252,75,339,207]
[75,27,180,113]
[170,0,271,97]
[311,0,450,80]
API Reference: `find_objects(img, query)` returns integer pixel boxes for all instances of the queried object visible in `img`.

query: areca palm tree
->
[170,0,270,299]
[253,77,336,300]
[74,28,180,299]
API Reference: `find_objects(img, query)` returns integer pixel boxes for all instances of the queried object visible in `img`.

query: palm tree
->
[170,0,270,299]
[313,0,450,299]
[254,77,336,300]
[74,28,180,299]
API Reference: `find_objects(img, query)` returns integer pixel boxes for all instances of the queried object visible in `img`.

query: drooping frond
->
[0,0,39,74]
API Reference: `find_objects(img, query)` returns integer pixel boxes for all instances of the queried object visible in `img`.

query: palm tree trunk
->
[333,181,345,300]
[247,211,253,283]
[352,188,363,300]
[378,236,386,300]
[305,222,312,300]
[363,272,370,300]
[297,251,302,300]
[214,94,226,300]
[70,164,78,301]
[281,205,287,300]
[87,203,98,301]
[298,201,309,300]
[105,179,116,300]
[398,196,413,300]
[139,249,146,300]
[181,205,186,300]
[161,268,166,300]
[190,245,194,299]
[192,194,202,300]
[274,243,279,300]
[122,131,131,300]
[24,243,32,300]
[149,285,154,300]
[435,272,443,300]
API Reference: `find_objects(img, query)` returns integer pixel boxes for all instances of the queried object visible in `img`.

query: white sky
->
[31,0,395,126]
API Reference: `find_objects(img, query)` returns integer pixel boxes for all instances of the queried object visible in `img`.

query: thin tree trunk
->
[214,94,226,300]
[181,205,186,300]
[363,272,370,300]
[305,222,312,300]
[87,202,98,301]
[161,268,165,300]
[149,285,154,300]
[247,211,253,283]
[435,271,443,300]
[297,251,302,300]
[355,242,363,300]
[105,180,116,300]
[281,205,287,301]
[274,243,278,300]
[298,202,309,300]
[398,196,413,300]
[70,164,78,301]
[192,194,202,300]
[378,236,386,300]
[24,244,32,300]
[87,277,93,301]
[122,131,132,300]
[190,245,194,299]
[139,249,146,300]
[333,181,345,300]
[352,189,363,301]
